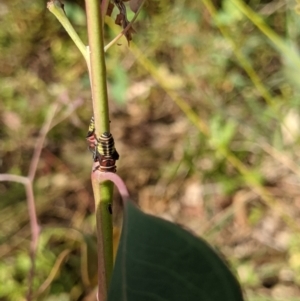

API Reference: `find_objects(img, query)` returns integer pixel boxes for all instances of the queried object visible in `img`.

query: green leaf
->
[108,201,244,301]
[209,115,237,149]
[214,1,243,26]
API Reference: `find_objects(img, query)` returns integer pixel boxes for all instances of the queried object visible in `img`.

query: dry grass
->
[1,0,300,300]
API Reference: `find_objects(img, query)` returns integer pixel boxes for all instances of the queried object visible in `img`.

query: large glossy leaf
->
[108,201,244,301]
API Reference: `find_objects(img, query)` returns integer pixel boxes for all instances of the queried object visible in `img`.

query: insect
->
[94,132,119,172]
[86,117,119,172]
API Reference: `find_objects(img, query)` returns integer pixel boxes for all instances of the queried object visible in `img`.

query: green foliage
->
[215,1,244,26]
[109,201,244,301]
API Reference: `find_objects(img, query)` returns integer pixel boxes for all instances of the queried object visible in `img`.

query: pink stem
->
[0,174,29,185]
[91,168,130,301]
[0,174,40,301]
[0,104,58,300]
[25,182,40,301]
[91,169,130,203]
[26,104,58,300]
[28,104,58,181]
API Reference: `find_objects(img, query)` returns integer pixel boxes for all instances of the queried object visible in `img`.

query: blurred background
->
[1,0,300,300]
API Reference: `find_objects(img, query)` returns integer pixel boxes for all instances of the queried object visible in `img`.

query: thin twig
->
[25,182,40,301]
[0,174,29,185]
[0,103,60,301]
[47,0,89,64]
[49,94,84,130]
[26,104,59,300]
[33,249,72,298]
[28,104,58,180]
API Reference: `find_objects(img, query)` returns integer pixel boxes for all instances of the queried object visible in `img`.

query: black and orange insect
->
[86,117,119,172]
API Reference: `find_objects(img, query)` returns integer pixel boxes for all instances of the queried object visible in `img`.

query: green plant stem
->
[85,0,113,298]
[47,0,88,63]
[48,0,113,294]
[91,177,113,300]
[85,0,110,133]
